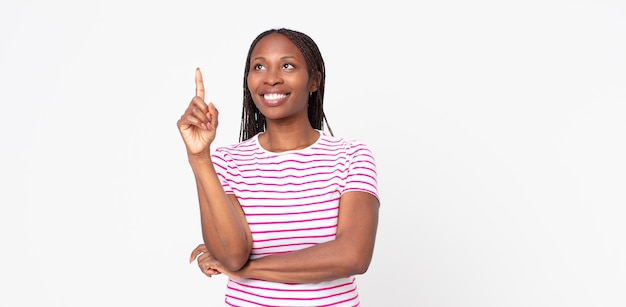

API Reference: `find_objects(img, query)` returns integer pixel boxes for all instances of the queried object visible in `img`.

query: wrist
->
[187,150,211,165]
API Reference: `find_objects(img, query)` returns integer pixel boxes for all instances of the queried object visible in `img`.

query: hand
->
[189,243,222,278]
[177,68,219,156]
[189,243,245,280]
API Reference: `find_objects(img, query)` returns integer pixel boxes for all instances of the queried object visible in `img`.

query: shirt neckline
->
[254,130,324,155]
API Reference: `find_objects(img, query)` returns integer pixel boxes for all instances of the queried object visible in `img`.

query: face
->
[247,33,318,123]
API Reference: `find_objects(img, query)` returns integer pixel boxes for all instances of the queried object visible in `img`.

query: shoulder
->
[316,131,375,156]
[212,135,260,161]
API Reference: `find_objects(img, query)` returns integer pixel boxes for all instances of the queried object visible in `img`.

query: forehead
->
[251,33,304,59]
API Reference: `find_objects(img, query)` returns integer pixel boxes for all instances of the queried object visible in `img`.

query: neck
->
[260,125,320,152]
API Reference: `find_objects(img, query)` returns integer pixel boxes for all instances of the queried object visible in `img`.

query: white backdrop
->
[1,0,625,306]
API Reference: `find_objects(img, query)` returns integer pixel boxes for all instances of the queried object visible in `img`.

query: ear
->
[308,71,321,93]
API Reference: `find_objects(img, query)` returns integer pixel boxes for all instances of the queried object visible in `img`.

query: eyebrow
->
[251,55,299,62]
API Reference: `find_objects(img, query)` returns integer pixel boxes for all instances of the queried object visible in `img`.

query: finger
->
[199,260,221,275]
[203,267,220,278]
[189,243,209,263]
[196,243,209,253]
[178,112,204,130]
[181,97,210,128]
[195,67,205,101]
[178,113,210,132]
[190,96,209,112]
[178,96,210,131]
[196,253,209,264]
[189,245,204,263]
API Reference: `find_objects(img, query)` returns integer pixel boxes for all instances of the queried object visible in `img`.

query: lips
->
[261,92,290,106]
[263,93,288,100]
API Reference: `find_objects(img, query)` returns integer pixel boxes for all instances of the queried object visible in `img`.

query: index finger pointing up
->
[195,67,205,100]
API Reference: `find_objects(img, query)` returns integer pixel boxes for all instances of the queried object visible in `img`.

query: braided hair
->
[239,28,333,142]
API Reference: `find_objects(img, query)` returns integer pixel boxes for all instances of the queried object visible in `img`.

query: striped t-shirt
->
[211,130,379,306]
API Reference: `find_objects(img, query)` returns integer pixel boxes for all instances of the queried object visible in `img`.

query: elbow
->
[205,246,250,272]
[350,259,371,275]
[343,252,373,276]
[204,237,252,272]
[217,249,251,272]
[221,258,247,272]
[216,251,250,272]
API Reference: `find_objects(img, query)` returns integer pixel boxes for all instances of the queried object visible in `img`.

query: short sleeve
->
[211,148,234,194]
[342,141,379,200]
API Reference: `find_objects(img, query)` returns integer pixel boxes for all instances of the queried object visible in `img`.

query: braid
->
[239,28,333,142]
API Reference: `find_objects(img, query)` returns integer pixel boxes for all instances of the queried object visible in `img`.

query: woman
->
[177,28,380,306]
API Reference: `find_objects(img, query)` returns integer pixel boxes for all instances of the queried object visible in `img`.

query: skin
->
[249,33,321,152]
[177,68,252,271]
[181,33,380,284]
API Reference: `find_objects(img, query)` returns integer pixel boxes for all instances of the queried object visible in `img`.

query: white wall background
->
[1,0,625,306]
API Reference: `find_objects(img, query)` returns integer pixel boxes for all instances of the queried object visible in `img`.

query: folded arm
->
[194,191,379,283]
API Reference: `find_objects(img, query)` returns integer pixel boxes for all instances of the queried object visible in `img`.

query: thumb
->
[208,103,219,130]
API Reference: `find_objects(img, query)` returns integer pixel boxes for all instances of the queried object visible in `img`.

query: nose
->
[264,68,283,86]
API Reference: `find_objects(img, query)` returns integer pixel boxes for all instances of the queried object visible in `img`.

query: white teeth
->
[264,93,287,100]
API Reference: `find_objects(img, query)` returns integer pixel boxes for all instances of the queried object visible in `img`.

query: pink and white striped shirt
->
[211,130,379,306]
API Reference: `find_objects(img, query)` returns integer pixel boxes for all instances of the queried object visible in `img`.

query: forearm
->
[231,193,379,284]
[238,237,373,284]
[189,153,251,270]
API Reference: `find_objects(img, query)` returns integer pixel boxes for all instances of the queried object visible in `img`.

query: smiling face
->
[246,33,319,124]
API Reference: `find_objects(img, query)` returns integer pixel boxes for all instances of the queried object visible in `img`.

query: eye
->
[253,63,265,71]
[282,63,295,70]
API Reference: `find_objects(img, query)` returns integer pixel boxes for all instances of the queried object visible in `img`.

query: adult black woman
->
[177,28,380,306]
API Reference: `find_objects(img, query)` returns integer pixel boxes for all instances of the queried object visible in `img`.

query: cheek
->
[251,95,262,108]
[247,71,261,88]
[289,74,311,91]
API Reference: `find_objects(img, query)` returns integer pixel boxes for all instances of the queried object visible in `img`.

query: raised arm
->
[177,68,252,271]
